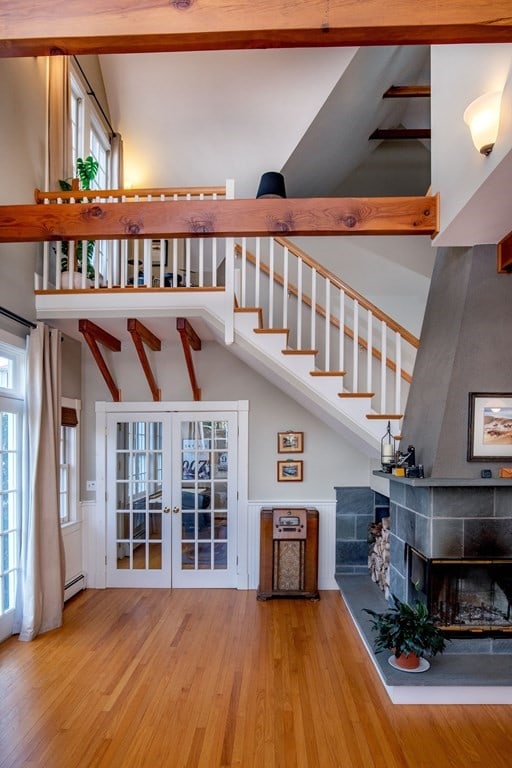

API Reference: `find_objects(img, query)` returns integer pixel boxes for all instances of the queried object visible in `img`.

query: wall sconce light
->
[463,91,502,156]
[256,171,287,198]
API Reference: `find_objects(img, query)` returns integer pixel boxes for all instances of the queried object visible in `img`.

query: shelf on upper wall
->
[497,230,512,273]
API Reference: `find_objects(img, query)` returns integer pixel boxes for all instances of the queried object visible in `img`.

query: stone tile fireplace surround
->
[336,477,512,652]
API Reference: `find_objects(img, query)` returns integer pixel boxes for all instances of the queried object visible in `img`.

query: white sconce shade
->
[463,91,502,156]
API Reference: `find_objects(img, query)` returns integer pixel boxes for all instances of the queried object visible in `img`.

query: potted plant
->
[59,156,99,287]
[363,593,446,671]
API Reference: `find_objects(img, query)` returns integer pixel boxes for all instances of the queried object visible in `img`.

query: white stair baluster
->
[283,245,289,331]
[339,288,345,374]
[241,237,247,308]
[352,300,359,392]
[297,258,303,349]
[366,310,373,394]
[310,268,317,353]
[255,238,261,308]
[380,320,387,413]
[269,238,274,329]
[325,278,331,371]
[395,330,402,414]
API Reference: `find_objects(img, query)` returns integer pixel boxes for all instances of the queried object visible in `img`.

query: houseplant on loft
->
[363,593,446,672]
[59,156,99,287]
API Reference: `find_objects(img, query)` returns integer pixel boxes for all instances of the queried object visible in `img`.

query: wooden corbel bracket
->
[176,318,202,401]
[78,319,121,401]
[127,318,161,402]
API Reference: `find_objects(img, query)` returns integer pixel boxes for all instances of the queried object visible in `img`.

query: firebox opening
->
[407,546,512,638]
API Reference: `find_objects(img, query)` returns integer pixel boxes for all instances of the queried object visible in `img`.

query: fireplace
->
[408,545,512,637]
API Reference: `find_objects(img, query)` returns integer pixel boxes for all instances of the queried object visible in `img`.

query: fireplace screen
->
[408,547,512,635]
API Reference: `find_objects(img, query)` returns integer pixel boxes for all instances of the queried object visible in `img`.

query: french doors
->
[106,409,239,588]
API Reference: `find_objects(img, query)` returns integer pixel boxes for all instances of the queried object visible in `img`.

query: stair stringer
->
[231,309,401,458]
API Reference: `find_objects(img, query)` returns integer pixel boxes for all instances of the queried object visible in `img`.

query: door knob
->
[172,506,180,514]
[163,506,171,514]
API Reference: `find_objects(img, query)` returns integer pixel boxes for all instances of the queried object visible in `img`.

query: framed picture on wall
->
[277,459,303,482]
[277,431,304,453]
[467,392,512,460]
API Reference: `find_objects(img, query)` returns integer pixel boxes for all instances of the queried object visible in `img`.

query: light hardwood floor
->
[1,588,512,768]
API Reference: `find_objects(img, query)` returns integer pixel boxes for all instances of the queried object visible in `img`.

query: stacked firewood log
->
[368,516,391,598]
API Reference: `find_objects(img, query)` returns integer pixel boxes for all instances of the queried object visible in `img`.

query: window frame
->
[0,333,26,642]
[60,397,80,528]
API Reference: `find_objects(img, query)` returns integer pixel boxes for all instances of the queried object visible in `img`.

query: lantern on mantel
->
[381,421,395,473]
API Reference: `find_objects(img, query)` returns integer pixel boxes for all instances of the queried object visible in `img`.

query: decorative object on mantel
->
[499,468,512,478]
[468,392,512,461]
[277,459,303,482]
[380,421,395,473]
[277,430,304,453]
[363,593,447,672]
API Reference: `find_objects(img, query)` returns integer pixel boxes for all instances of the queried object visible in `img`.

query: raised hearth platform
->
[337,574,512,704]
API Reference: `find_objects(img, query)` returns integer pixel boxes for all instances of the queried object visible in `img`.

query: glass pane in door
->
[114,420,163,572]
[179,419,229,572]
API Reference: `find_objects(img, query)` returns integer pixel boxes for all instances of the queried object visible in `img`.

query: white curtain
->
[48,56,72,190]
[15,324,65,641]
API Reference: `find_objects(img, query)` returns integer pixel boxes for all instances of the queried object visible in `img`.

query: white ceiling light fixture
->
[463,91,502,156]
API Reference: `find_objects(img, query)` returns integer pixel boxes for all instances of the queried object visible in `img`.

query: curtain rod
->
[0,306,37,330]
[73,55,116,138]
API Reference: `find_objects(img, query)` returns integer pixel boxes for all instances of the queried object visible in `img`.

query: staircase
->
[231,237,419,456]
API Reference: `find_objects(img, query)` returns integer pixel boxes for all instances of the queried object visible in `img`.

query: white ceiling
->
[99,45,431,200]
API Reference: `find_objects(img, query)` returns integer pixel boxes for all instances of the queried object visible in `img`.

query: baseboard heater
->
[64,574,86,602]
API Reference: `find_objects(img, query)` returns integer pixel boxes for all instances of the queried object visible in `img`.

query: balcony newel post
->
[224,179,236,344]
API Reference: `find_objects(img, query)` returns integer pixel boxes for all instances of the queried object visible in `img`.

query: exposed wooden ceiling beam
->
[1,0,512,57]
[383,86,431,99]
[78,319,121,401]
[369,128,431,140]
[0,196,438,240]
[177,318,201,402]
[127,319,161,402]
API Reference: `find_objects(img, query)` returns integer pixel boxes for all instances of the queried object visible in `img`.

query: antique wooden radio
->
[257,507,319,600]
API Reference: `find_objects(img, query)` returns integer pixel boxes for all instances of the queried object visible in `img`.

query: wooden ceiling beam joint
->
[177,318,202,401]
[78,319,121,401]
[127,319,161,402]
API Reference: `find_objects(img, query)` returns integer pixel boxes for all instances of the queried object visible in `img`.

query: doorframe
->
[90,400,249,589]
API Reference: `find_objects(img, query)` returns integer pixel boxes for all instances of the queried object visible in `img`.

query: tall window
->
[0,338,25,641]
[60,400,80,526]
[70,64,112,277]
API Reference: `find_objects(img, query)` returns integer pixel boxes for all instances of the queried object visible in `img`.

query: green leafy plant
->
[58,156,99,279]
[363,593,447,659]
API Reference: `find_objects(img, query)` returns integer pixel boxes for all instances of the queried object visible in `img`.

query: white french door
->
[105,408,239,588]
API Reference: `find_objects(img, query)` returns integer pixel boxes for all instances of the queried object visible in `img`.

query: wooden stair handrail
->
[275,236,419,349]
[34,185,227,204]
[235,243,413,383]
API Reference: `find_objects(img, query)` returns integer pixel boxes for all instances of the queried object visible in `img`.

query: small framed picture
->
[277,431,304,453]
[277,459,303,482]
[468,392,512,460]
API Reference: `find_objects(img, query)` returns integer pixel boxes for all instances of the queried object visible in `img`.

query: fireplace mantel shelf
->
[373,471,512,487]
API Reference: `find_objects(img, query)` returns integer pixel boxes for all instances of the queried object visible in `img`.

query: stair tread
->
[310,370,346,377]
[366,413,403,419]
[282,349,318,355]
[254,328,289,334]
[338,392,374,398]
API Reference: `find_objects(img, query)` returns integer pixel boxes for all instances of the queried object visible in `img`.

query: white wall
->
[431,44,512,246]
[0,57,47,332]
[290,235,435,337]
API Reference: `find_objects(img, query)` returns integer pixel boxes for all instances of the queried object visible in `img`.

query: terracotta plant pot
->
[393,651,421,670]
